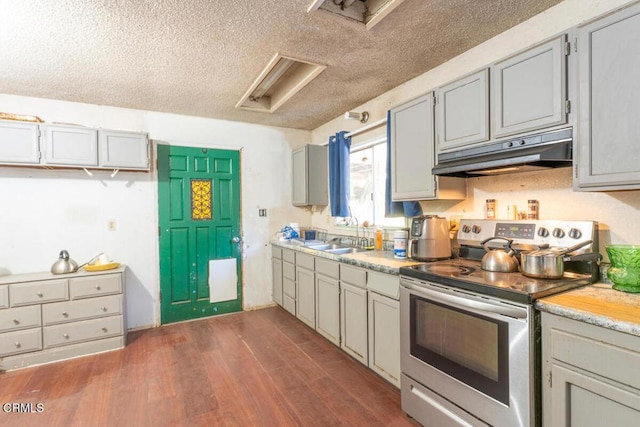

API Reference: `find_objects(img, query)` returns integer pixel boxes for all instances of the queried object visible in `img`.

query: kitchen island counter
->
[536,282,640,337]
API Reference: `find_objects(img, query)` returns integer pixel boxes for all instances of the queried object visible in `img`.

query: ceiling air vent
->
[307,0,405,29]
[236,53,326,114]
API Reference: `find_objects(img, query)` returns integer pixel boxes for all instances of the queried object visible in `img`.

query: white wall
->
[0,94,311,330]
[310,0,640,254]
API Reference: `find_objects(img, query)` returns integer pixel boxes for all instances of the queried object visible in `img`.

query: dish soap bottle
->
[375,228,383,251]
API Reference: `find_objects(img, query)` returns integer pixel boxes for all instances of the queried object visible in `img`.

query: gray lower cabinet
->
[295,253,316,329]
[340,264,368,365]
[390,92,466,201]
[436,69,490,151]
[315,258,340,346]
[541,312,640,426]
[282,249,296,315]
[0,120,41,165]
[271,247,283,306]
[0,267,127,371]
[492,35,568,138]
[367,271,400,387]
[575,2,640,191]
[292,145,328,206]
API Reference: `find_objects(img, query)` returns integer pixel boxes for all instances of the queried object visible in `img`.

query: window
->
[343,139,405,228]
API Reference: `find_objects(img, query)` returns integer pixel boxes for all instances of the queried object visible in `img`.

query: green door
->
[157,145,242,324]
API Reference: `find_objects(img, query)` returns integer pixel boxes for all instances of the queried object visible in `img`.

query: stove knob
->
[471,225,482,234]
[552,228,565,238]
[462,225,471,233]
[568,228,582,239]
[538,227,549,238]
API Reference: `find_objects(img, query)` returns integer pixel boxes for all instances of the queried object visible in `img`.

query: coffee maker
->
[407,215,452,261]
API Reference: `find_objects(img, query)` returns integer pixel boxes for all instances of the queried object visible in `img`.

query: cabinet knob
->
[63,333,69,339]
[36,292,43,297]
[15,342,21,348]
[101,327,108,333]
[101,306,107,312]
[95,285,101,290]
[13,319,20,324]
[62,312,69,317]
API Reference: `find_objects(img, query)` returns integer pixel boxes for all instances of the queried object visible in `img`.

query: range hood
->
[432,128,572,177]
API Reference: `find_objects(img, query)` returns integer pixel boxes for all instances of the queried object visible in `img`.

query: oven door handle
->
[402,281,528,319]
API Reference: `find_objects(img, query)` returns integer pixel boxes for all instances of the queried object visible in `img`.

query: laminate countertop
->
[271,240,424,275]
[536,282,640,337]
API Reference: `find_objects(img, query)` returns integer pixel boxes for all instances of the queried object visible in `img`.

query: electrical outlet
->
[107,220,116,231]
[258,208,267,217]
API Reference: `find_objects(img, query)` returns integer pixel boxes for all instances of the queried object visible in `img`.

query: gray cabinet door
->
[271,258,283,306]
[436,69,489,151]
[99,130,149,170]
[340,282,368,365]
[390,92,436,200]
[368,291,400,387]
[576,3,640,190]
[315,273,340,346]
[0,120,41,164]
[292,145,328,206]
[295,267,315,329]
[493,36,567,138]
[43,125,98,166]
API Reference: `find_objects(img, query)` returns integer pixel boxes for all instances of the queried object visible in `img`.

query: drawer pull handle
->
[95,285,101,290]
[36,292,43,297]
[15,342,21,348]
[13,319,19,324]
[62,312,69,317]
[101,327,108,333]
[63,333,69,339]
[101,306,107,312]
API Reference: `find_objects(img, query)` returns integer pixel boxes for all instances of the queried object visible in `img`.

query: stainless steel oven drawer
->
[401,374,489,427]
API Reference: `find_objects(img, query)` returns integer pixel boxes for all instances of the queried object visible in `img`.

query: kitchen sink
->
[305,243,364,254]
[325,247,364,254]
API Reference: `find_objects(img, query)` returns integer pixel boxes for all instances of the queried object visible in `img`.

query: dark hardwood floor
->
[0,306,417,426]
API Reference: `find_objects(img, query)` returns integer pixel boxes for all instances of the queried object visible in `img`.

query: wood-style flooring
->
[0,306,417,426]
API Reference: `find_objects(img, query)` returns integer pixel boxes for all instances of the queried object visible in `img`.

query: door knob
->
[232,237,241,243]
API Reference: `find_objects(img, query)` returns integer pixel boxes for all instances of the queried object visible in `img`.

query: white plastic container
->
[393,230,408,259]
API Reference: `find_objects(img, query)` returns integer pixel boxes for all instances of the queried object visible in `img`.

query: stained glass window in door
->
[191,179,212,220]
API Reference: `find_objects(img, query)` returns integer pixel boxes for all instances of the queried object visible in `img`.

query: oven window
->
[410,295,509,405]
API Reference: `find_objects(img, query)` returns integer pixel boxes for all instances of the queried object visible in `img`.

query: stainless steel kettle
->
[407,215,451,261]
[51,250,79,275]
[480,237,519,273]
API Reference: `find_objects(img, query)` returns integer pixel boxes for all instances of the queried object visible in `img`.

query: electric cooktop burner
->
[400,258,592,304]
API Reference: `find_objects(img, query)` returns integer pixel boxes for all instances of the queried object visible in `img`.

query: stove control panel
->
[456,219,599,252]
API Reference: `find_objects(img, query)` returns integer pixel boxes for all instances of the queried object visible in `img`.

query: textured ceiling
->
[0,0,562,130]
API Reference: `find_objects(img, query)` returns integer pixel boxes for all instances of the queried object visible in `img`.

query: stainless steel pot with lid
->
[521,240,601,279]
[480,237,520,273]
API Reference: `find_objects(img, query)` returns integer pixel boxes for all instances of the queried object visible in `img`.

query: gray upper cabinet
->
[0,120,41,165]
[390,92,466,201]
[99,130,149,170]
[292,145,328,206]
[43,124,98,166]
[576,2,640,191]
[436,69,489,152]
[492,35,568,138]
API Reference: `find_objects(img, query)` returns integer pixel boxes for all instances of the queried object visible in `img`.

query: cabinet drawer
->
[316,258,339,279]
[296,253,314,270]
[44,315,123,348]
[9,279,68,306]
[367,271,399,299]
[340,264,367,289]
[272,247,282,260]
[0,305,41,333]
[70,274,122,299]
[0,285,7,309]
[0,328,42,357]
[283,249,295,264]
[283,277,296,299]
[43,294,122,325]
[283,262,296,280]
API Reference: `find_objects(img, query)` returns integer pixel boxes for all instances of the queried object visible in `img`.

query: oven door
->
[400,276,535,427]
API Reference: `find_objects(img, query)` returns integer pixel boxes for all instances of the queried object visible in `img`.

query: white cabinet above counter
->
[0,119,150,171]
